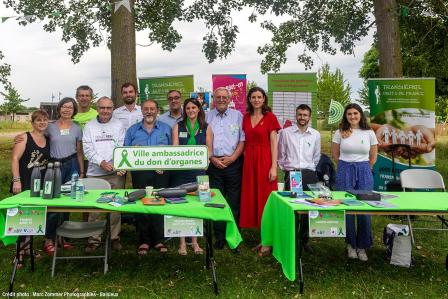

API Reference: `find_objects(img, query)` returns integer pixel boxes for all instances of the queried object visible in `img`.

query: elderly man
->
[278,103,321,252]
[158,89,183,128]
[206,87,245,249]
[83,96,126,252]
[113,82,143,131]
[124,99,172,255]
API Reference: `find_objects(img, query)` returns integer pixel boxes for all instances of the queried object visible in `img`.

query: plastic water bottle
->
[53,161,62,198]
[75,179,85,202]
[70,173,79,199]
[30,162,41,197]
[43,163,54,199]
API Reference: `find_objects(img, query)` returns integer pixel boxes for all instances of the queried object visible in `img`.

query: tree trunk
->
[373,0,403,77]
[111,0,137,107]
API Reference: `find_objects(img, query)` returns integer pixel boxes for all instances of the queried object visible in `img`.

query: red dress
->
[240,111,281,228]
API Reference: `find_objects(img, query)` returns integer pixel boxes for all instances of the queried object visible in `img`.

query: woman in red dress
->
[240,87,281,252]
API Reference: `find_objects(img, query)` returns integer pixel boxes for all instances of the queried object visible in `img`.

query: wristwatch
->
[13,176,21,182]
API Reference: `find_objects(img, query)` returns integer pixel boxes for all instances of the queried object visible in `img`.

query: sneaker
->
[357,249,368,261]
[111,239,122,251]
[347,245,358,259]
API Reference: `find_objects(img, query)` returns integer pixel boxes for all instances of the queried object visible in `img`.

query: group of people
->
[11,82,378,264]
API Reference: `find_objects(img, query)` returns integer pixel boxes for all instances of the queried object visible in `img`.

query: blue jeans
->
[45,155,80,240]
[336,160,373,249]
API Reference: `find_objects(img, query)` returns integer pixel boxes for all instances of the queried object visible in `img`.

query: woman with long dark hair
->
[172,98,211,255]
[239,87,281,255]
[331,103,378,261]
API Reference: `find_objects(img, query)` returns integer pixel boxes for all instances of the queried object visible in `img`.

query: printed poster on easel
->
[369,78,435,191]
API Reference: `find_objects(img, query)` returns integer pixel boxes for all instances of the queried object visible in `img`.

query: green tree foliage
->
[246,80,258,94]
[0,86,29,121]
[358,1,448,114]
[317,63,351,129]
[0,50,11,89]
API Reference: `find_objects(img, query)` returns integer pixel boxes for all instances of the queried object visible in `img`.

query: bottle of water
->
[70,172,79,199]
[30,162,41,197]
[75,178,85,202]
[53,161,62,198]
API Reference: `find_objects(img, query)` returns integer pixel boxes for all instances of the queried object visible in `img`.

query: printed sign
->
[289,171,303,195]
[309,210,346,237]
[5,206,47,236]
[212,74,247,114]
[113,145,209,170]
[369,78,435,191]
[268,73,317,128]
[164,216,203,237]
[139,75,194,102]
[190,91,212,112]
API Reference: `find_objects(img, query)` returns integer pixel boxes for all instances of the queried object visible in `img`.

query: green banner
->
[5,206,47,236]
[267,73,317,128]
[369,78,436,191]
[164,216,203,237]
[113,145,208,170]
[138,75,194,110]
[309,210,346,237]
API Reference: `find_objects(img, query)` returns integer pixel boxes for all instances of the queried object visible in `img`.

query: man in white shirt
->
[112,83,143,131]
[83,96,126,252]
[158,90,183,128]
[278,104,321,252]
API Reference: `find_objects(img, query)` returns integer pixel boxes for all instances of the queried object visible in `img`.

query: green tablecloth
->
[0,189,242,249]
[261,191,448,281]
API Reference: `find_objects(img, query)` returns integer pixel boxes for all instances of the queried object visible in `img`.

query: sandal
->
[191,243,204,255]
[154,243,168,253]
[137,244,150,256]
[178,244,187,256]
[43,242,55,257]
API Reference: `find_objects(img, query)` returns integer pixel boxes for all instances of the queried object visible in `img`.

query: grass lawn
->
[0,131,447,298]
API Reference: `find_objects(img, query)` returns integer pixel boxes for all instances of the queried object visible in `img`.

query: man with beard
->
[113,83,143,131]
[124,99,172,255]
[83,96,126,252]
[278,104,321,253]
[159,90,183,128]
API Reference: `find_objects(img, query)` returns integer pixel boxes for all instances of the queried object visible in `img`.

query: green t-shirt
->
[74,108,98,129]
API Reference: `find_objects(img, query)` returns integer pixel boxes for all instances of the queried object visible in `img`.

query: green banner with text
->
[369,78,435,191]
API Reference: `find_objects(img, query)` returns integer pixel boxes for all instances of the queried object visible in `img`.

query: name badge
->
[179,132,188,138]
[60,129,70,136]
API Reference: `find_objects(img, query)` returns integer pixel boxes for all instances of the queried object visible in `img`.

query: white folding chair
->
[400,169,447,245]
[51,178,111,277]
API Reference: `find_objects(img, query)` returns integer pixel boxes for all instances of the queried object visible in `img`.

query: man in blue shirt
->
[206,87,245,249]
[124,99,171,254]
[158,90,183,128]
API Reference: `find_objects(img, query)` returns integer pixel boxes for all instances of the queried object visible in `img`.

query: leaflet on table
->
[289,171,303,195]
[289,199,330,208]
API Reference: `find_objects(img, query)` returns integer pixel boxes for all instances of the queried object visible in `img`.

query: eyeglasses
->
[215,96,229,100]
[61,105,74,110]
[98,106,113,110]
[167,96,181,101]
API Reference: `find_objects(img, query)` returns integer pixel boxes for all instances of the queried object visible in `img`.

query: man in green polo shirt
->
[74,85,98,129]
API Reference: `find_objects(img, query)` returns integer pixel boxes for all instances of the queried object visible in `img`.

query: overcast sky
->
[0,5,373,107]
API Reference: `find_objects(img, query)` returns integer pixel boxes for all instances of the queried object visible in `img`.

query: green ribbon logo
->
[195,225,201,235]
[338,227,344,236]
[37,224,43,234]
[117,149,132,168]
